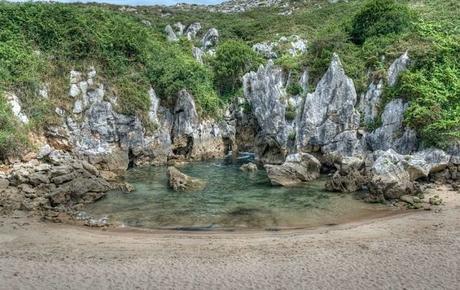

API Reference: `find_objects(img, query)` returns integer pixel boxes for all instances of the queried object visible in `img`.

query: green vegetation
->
[349,0,412,45]
[0,0,458,158]
[0,95,27,159]
[211,40,262,97]
[393,21,460,147]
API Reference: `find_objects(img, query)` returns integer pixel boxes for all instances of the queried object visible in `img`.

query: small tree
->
[211,40,262,97]
[350,0,412,45]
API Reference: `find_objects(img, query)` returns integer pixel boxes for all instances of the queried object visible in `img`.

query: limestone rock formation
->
[366,98,417,154]
[243,61,287,164]
[297,53,362,157]
[265,153,320,186]
[6,92,29,124]
[368,149,415,199]
[325,156,367,192]
[201,28,219,50]
[387,51,409,87]
[167,166,206,192]
[165,25,178,42]
[185,22,201,40]
[0,147,113,214]
[360,80,383,125]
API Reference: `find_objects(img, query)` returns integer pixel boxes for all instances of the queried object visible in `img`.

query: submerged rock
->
[243,61,287,164]
[265,153,320,186]
[240,162,258,172]
[167,166,206,192]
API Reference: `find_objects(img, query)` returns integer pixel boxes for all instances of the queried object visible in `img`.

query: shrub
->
[391,22,460,146]
[211,40,262,97]
[350,0,412,45]
[0,94,28,159]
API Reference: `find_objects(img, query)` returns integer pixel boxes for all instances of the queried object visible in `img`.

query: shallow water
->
[85,160,398,230]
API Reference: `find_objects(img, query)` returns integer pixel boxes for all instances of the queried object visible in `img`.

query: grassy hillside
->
[0,0,458,157]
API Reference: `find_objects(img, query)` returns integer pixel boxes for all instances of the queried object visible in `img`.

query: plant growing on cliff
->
[211,40,262,98]
[349,0,413,45]
[0,95,28,159]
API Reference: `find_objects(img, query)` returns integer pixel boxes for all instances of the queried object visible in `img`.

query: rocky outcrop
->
[165,25,178,42]
[243,61,287,164]
[6,92,29,124]
[366,99,417,154]
[0,147,113,215]
[404,149,451,181]
[325,156,367,192]
[387,51,409,87]
[185,22,201,40]
[265,153,320,186]
[360,80,383,125]
[192,47,205,64]
[297,54,362,157]
[41,69,229,172]
[167,167,206,192]
[201,28,219,50]
[252,35,307,59]
[368,149,416,199]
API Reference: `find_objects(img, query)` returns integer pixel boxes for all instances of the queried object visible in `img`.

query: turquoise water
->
[84,160,396,230]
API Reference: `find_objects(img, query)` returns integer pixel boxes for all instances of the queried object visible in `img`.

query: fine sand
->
[0,186,459,290]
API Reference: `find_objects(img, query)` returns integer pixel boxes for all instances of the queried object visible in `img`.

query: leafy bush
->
[392,22,460,146]
[211,40,262,97]
[0,95,28,159]
[350,0,412,45]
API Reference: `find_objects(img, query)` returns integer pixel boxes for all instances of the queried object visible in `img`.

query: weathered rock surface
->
[387,51,409,87]
[243,61,287,164]
[6,92,29,124]
[368,149,416,199]
[325,156,367,192]
[297,53,362,157]
[366,98,417,154]
[201,28,219,50]
[185,22,201,40]
[165,24,178,42]
[360,80,383,125]
[0,147,114,215]
[167,167,206,192]
[265,153,320,186]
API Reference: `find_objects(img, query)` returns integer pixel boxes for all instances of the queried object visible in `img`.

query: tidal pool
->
[84,160,398,230]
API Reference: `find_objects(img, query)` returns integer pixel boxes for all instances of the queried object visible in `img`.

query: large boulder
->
[265,153,320,186]
[404,149,451,181]
[167,167,206,192]
[296,54,362,157]
[366,98,417,154]
[325,156,367,192]
[368,149,415,199]
[243,61,287,164]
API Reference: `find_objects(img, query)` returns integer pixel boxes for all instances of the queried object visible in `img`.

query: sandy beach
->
[0,187,459,290]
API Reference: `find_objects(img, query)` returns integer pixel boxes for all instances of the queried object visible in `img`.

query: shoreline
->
[1,186,458,289]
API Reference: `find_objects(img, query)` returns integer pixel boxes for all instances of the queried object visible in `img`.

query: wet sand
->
[0,186,459,290]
